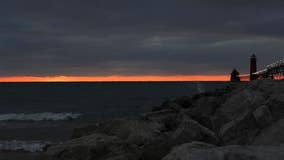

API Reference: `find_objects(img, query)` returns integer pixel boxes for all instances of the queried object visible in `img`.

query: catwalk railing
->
[239,59,284,81]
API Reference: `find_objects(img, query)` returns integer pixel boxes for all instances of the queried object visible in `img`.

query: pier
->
[232,55,284,81]
[258,59,284,80]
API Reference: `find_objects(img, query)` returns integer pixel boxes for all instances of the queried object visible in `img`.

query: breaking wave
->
[0,140,52,152]
[0,112,82,121]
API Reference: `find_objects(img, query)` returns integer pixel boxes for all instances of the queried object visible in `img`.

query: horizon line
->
[0,75,230,82]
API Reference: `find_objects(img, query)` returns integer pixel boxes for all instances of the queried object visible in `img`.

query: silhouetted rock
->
[152,101,182,112]
[139,114,219,160]
[174,96,193,108]
[45,113,219,160]
[171,115,219,145]
[45,133,140,160]
[163,142,284,160]
[162,141,216,160]
[253,105,273,128]
[189,95,222,116]
[142,110,179,132]
[219,111,259,145]
[185,95,223,130]
[215,88,265,123]
[253,118,284,145]
[267,94,284,120]
[72,125,99,139]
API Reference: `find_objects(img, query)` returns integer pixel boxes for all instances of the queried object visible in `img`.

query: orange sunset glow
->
[0,75,230,82]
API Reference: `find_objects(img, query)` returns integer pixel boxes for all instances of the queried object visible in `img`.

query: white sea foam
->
[0,112,82,121]
[0,140,52,152]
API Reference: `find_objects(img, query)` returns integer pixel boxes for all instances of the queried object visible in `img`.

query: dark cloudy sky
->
[0,0,284,76]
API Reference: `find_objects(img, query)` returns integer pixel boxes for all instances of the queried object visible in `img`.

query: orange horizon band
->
[0,75,230,82]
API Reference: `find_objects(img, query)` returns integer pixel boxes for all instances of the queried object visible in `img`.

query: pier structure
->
[254,59,284,80]
[231,54,284,81]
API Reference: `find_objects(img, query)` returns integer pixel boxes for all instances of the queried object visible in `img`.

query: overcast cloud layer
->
[0,0,284,76]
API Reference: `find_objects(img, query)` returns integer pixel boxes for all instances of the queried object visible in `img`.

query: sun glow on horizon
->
[0,75,230,82]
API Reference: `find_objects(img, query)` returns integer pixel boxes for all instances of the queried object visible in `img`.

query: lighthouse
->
[250,54,257,81]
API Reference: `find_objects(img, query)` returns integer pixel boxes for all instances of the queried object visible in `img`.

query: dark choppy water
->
[0,82,228,159]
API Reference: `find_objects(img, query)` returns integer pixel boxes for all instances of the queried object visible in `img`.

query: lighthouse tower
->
[250,54,257,81]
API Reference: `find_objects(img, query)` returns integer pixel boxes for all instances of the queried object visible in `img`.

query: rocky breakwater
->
[42,80,284,160]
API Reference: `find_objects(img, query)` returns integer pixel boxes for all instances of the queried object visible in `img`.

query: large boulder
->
[266,94,284,120]
[152,101,182,112]
[163,142,284,160]
[174,96,193,108]
[189,95,222,116]
[142,109,180,132]
[87,119,163,146]
[253,118,284,145]
[186,95,222,130]
[72,125,99,139]
[49,113,220,160]
[73,110,178,140]
[211,86,266,134]
[162,141,216,160]
[255,80,284,96]
[140,115,219,160]
[215,88,265,122]
[253,105,273,129]
[171,115,219,145]
[219,111,259,145]
[72,118,166,148]
[44,133,139,160]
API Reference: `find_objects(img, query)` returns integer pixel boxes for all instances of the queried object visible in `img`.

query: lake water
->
[0,82,228,159]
